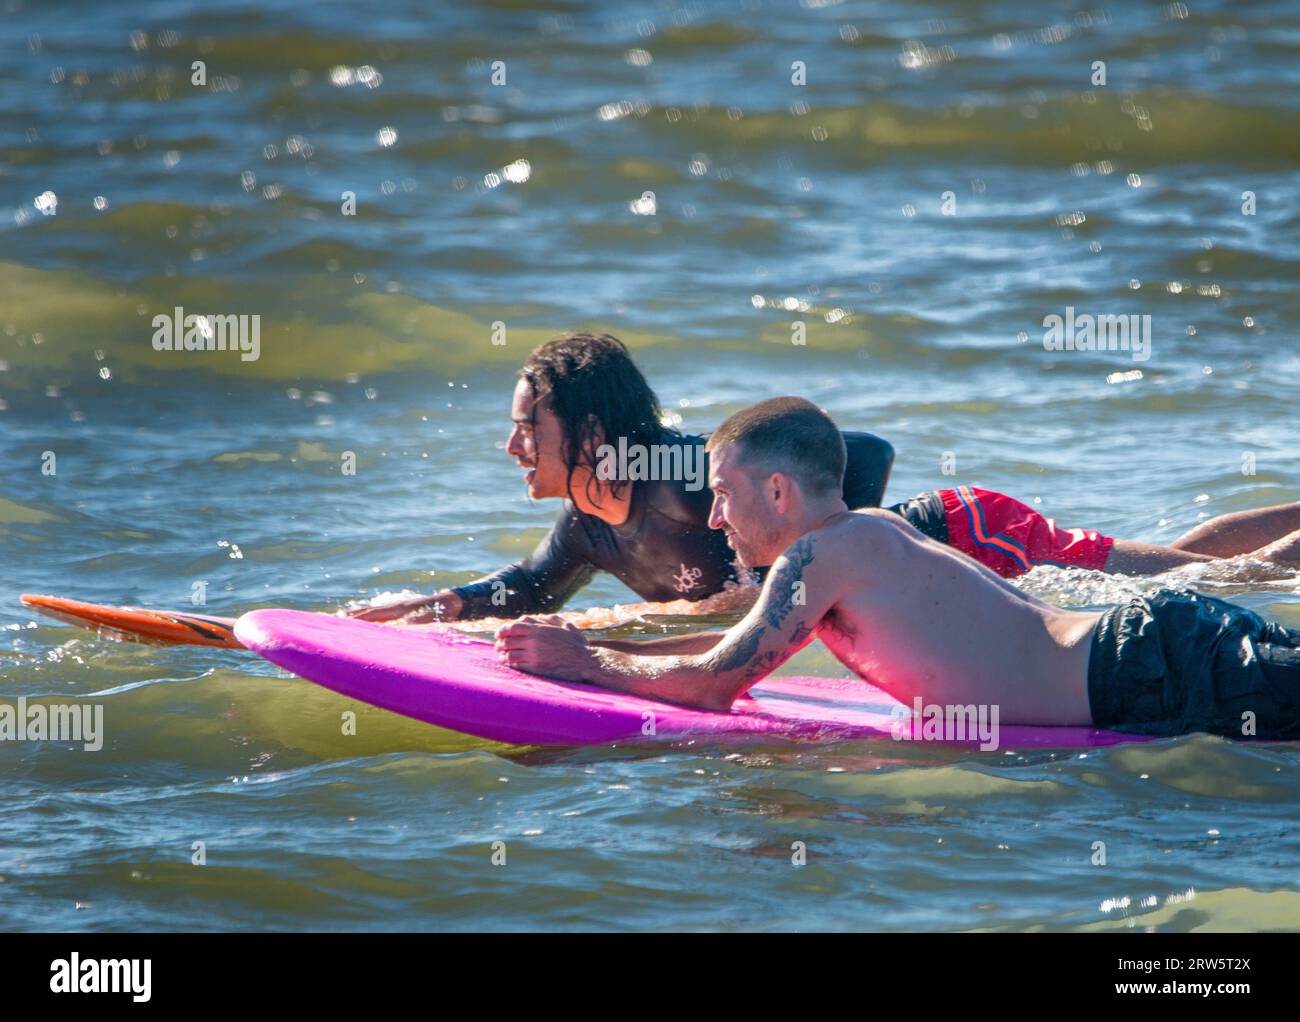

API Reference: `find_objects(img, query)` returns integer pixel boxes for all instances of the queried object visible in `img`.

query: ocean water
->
[2,0,1299,931]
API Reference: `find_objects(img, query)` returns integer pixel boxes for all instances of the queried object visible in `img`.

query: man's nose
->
[506,426,524,456]
[707,500,725,530]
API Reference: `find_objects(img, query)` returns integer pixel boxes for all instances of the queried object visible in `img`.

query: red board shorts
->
[940,486,1114,578]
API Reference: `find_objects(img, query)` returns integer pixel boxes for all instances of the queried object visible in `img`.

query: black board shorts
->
[1087,588,1300,739]
[887,490,949,544]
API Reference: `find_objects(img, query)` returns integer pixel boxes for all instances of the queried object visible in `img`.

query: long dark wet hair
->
[520,332,674,510]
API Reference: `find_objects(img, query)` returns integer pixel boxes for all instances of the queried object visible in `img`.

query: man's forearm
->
[347,590,463,623]
[453,568,549,620]
[506,536,831,713]
[577,648,737,711]
[588,631,725,656]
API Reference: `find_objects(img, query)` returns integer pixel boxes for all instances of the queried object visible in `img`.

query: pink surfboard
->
[234,610,1154,748]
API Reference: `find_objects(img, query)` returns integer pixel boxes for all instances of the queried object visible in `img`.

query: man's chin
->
[729,540,778,569]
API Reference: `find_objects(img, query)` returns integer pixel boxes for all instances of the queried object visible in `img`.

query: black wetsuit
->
[453,431,895,618]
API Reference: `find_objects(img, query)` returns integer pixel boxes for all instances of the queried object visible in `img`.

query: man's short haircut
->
[705,397,846,497]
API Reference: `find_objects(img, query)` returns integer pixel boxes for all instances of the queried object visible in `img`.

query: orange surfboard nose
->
[20,594,244,649]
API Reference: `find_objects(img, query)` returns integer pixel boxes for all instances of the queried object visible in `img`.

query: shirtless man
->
[496,397,1300,739]
[352,332,1300,623]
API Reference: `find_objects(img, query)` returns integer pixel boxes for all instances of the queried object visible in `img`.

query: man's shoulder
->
[767,514,896,604]
[799,509,910,559]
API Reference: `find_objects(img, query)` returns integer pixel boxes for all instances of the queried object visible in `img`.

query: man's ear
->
[767,471,789,508]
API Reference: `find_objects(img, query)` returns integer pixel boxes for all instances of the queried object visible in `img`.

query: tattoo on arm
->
[743,650,780,684]
[708,624,766,675]
[706,540,822,688]
[763,537,815,629]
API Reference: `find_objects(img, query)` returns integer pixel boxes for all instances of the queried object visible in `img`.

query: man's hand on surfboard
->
[495,616,596,679]
[346,591,464,624]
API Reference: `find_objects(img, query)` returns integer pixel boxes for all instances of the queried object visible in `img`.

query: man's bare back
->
[813,511,1098,725]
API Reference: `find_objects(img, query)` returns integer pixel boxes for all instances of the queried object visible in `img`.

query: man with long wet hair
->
[352,332,894,622]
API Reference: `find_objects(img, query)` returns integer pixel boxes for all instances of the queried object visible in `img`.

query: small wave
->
[80,669,216,698]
